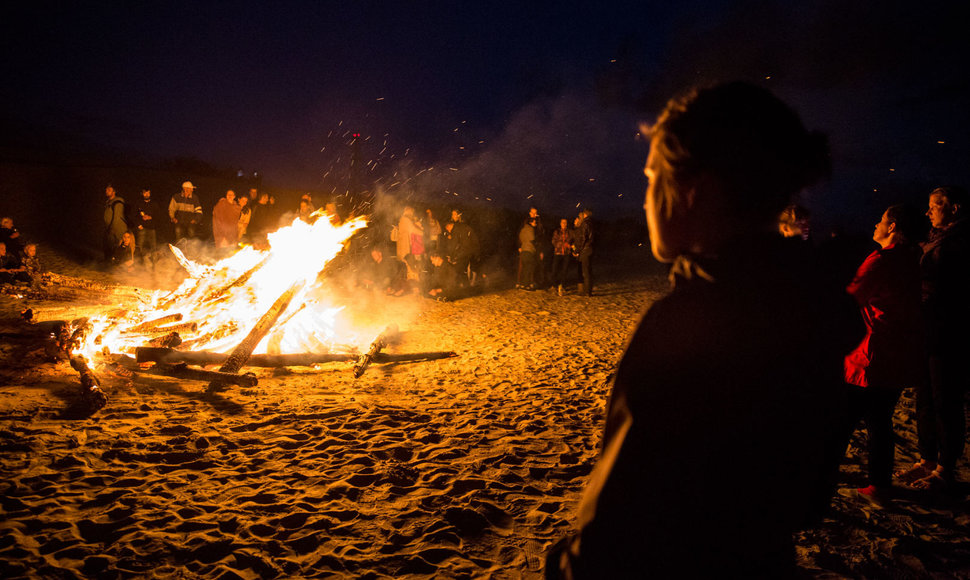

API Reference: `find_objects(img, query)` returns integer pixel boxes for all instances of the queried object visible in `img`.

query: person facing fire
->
[134,187,161,267]
[547,82,864,578]
[0,216,25,257]
[212,190,241,248]
[112,230,138,273]
[169,181,203,242]
[897,185,970,491]
[103,185,128,262]
[448,209,479,285]
[842,204,925,501]
[0,242,30,285]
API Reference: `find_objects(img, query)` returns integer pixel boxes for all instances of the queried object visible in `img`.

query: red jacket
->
[844,242,923,388]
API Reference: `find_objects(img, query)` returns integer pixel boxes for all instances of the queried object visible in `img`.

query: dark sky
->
[3,1,968,230]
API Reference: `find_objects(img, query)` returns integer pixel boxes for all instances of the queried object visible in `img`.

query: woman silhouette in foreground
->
[547,82,864,578]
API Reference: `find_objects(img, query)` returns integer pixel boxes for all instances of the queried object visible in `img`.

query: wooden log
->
[137,347,356,366]
[148,321,198,336]
[103,354,258,387]
[68,354,107,410]
[353,324,399,378]
[122,313,183,334]
[201,255,271,304]
[206,283,302,393]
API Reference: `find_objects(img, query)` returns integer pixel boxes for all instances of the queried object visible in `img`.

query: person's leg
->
[938,351,967,477]
[863,388,903,488]
[916,356,942,467]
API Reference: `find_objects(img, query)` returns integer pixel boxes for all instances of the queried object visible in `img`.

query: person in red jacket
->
[842,204,925,500]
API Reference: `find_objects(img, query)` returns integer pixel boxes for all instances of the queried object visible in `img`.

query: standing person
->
[425,208,442,252]
[134,187,161,267]
[551,218,575,296]
[842,204,925,500]
[212,190,241,248]
[546,82,863,578]
[248,192,272,247]
[449,209,479,285]
[573,208,593,296]
[529,206,549,288]
[237,195,252,242]
[103,185,128,262]
[168,181,203,242]
[517,217,538,290]
[898,186,970,490]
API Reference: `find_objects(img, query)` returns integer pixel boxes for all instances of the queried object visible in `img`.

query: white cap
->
[182,181,196,189]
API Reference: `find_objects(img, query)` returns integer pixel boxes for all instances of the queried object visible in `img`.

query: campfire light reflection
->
[77,211,367,360]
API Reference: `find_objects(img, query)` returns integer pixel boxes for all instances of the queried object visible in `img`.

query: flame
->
[78,211,367,359]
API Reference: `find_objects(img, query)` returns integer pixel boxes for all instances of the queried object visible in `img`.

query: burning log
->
[147,321,198,336]
[68,354,107,410]
[146,332,183,349]
[206,283,303,394]
[201,255,271,304]
[122,313,183,334]
[354,324,399,378]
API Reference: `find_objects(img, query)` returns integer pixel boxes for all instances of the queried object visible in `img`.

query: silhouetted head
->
[642,81,829,261]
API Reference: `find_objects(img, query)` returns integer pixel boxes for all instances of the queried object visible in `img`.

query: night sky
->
[3,1,968,232]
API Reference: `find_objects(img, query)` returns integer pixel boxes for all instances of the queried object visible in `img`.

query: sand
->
[1,246,969,579]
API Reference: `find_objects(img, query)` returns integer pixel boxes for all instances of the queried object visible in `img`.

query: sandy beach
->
[1,244,969,579]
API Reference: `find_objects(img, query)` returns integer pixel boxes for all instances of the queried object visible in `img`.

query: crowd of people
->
[98,182,304,272]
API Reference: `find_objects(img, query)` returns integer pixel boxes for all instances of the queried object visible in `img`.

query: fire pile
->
[44,211,454,410]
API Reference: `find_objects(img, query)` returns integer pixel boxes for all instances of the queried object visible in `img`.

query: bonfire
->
[39,210,452,410]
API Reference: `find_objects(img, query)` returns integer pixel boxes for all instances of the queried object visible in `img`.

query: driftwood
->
[149,363,257,387]
[137,347,354,366]
[206,283,302,393]
[68,354,107,410]
[354,324,399,378]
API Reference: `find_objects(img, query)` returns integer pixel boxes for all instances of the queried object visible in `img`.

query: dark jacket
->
[135,197,163,230]
[548,235,864,578]
[920,218,970,352]
[574,218,592,258]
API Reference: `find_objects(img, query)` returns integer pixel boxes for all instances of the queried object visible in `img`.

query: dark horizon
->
[3,1,968,235]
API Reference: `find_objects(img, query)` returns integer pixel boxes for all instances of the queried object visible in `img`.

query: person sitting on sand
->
[359,247,407,296]
[21,243,42,285]
[546,81,864,578]
[842,204,925,501]
[112,231,138,273]
[0,217,26,257]
[426,252,461,301]
[0,242,31,285]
